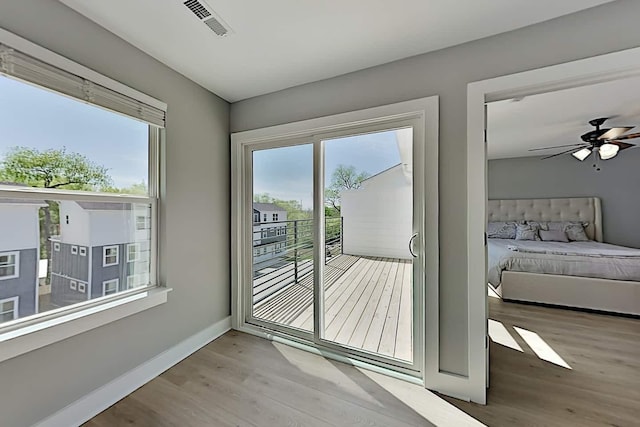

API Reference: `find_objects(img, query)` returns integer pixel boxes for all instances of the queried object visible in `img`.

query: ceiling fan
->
[529,117,639,163]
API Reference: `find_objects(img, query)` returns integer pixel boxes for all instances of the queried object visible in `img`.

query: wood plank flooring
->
[253,254,413,361]
[442,297,640,427]
[85,292,639,427]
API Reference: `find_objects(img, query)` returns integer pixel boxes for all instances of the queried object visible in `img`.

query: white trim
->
[0,27,166,111]
[53,242,60,252]
[0,288,171,364]
[0,296,19,321]
[102,245,119,267]
[69,280,77,291]
[33,315,230,427]
[71,246,78,255]
[79,247,87,257]
[77,282,86,294]
[467,46,640,405]
[0,251,20,280]
[102,279,119,297]
[126,243,141,263]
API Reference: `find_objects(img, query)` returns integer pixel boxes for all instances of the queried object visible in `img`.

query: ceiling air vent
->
[182,0,233,37]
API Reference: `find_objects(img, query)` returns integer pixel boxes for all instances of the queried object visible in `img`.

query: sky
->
[253,129,404,209]
[0,75,148,189]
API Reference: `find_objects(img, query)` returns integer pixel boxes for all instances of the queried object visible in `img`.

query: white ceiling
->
[59,0,612,102]
[487,75,640,160]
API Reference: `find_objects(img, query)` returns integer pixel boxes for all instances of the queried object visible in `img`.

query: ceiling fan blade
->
[613,132,640,141]
[528,143,586,152]
[598,127,634,140]
[540,147,583,160]
[610,140,635,150]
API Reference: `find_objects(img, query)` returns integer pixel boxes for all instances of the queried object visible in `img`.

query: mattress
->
[487,239,640,286]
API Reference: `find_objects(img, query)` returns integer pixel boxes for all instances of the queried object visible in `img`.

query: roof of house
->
[77,202,132,211]
[253,202,287,212]
[0,182,47,205]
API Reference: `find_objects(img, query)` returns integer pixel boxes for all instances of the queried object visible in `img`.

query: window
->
[127,243,141,262]
[0,297,18,323]
[126,273,149,289]
[102,279,119,296]
[261,230,267,238]
[0,252,19,280]
[103,246,119,267]
[263,214,267,222]
[0,29,167,366]
[253,248,260,257]
[253,212,260,223]
[71,245,78,255]
[136,215,149,231]
[70,280,77,290]
[273,213,279,221]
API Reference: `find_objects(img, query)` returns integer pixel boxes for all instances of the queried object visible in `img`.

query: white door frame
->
[467,46,640,404]
[231,96,442,387]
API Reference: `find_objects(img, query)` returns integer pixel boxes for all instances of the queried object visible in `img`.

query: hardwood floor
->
[85,296,639,427]
[253,254,413,360]
[443,297,640,427]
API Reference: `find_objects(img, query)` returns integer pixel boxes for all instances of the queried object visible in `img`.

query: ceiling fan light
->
[572,148,592,161]
[599,143,619,160]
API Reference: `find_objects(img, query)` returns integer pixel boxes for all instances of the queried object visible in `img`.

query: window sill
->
[0,287,171,364]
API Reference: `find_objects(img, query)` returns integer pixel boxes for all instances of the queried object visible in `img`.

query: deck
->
[252,254,413,361]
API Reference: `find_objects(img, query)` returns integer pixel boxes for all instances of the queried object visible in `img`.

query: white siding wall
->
[59,201,91,247]
[341,165,412,259]
[0,205,41,252]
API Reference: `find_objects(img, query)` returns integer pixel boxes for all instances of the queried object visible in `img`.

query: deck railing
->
[252,217,342,302]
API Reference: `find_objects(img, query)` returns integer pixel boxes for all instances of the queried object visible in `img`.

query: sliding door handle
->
[409,233,418,258]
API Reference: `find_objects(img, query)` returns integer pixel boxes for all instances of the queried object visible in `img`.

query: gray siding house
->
[50,201,151,307]
[0,191,45,323]
[253,203,288,266]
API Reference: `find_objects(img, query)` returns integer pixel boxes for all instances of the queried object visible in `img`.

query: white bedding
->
[488,239,640,286]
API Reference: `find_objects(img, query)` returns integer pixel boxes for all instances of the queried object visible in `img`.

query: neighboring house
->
[340,129,413,260]
[0,184,46,323]
[252,203,288,266]
[50,201,151,307]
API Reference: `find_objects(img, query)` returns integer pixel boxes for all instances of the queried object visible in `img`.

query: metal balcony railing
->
[252,217,342,302]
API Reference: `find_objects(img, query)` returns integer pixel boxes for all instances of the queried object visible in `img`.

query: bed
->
[487,197,640,315]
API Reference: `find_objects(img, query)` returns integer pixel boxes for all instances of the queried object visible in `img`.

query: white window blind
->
[0,43,166,127]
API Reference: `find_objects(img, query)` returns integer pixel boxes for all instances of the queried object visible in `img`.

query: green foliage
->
[325,164,370,213]
[0,146,112,190]
[102,181,148,195]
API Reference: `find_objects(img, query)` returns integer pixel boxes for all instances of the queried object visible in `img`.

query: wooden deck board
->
[253,254,413,361]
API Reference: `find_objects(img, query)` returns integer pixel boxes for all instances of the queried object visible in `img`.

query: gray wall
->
[231,0,640,376]
[489,148,640,248]
[0,1,230,426]
[0,249,37,318]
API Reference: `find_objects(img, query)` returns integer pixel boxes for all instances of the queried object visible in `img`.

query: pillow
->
[539,229,569,242]
[515,223,540,241]
[544,221,590,242]
[487,222,516,239]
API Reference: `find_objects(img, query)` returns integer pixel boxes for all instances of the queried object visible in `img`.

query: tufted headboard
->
[487,197,603,242]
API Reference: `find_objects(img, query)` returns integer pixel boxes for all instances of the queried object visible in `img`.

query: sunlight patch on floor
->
[357,368,486,427]
[487,286,501,299]
[271,341,381,406]
[513,326,572,369]
[488,319,523,352]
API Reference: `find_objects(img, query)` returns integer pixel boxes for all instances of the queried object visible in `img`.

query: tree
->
[253,193,311,220]
[102,180,148,195]
[325,164,370,213]
[0,147,112,281]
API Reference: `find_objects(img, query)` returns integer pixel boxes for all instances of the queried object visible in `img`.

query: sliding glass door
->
[235,111,430,377]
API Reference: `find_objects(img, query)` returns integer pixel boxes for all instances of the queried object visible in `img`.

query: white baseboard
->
[34,316,232,427]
